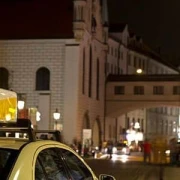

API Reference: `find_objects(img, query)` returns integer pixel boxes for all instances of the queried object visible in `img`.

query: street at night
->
[1,0,180,179]
[97,152,144,162]
[85,155,180,180]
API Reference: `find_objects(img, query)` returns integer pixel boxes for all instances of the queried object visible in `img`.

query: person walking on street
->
[143,139,151,163]
[169,137,177,165]
[107,140,113,159]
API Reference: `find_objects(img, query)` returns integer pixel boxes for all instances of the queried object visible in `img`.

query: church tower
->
[73,0,86,40]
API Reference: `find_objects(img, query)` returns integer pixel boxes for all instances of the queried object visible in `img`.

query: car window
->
[60,148,93,180]
[0,148,19,180]
[35,159,46,180]
[117,143,126,147]
[35,148,69,180]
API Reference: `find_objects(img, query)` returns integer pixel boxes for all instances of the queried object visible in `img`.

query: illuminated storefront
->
[126,122,144,151]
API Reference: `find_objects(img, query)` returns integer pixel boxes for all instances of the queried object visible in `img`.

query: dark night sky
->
[108,0,180,65]
[1,0,180,65]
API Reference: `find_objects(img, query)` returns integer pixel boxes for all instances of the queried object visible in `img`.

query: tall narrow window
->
[109,125,112,138]
[127,117,130,129]
[127,53,131,66]
[161,119,164,134]
[88,46,92,97]
[82,48,85,94]
[36,67,50,90]
[96,58,99,100]
[134,56,137,67]
[165,120,168,134]
[111,64,113,74]
[141,119,144,132]
[132,118,135,127]
[0,67,9,89]
[142,59,145,70]
[118,58,120,74]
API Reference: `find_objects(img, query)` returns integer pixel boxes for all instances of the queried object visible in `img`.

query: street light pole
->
[17,94,25,119]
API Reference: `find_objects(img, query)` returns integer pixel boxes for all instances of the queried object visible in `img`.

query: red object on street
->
[143,141,151,153]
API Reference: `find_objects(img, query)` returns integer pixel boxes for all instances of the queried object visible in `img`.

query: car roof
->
[0,137,71,151]
[0,138,28,150]
[0,119,63,150]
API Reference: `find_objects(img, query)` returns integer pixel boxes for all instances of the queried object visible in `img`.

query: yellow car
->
[0,119,115,180]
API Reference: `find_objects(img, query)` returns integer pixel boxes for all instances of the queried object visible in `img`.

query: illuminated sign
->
[0,89,17,122]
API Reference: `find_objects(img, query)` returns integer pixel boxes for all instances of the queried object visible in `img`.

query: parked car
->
[0,119,116,180]
[112,143,130,155]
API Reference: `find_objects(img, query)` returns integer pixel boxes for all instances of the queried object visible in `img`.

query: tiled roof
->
[107,74,180,82]
[128,42,178,70]
[0,0,74,39]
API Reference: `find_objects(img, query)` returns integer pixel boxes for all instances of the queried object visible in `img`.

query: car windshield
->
[0,148,19,180]
[116,143,126,147]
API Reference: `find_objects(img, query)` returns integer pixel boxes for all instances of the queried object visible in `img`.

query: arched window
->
[0,67,9,89]
[36,67,50,90]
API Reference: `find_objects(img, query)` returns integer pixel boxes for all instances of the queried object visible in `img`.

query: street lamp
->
[134,122,140,129]
[53,108,60,130]
[17,100,25,110]
[17,94,25,118]
[136,68,143,74]
[134,122,141,151]
[36,110,41,122]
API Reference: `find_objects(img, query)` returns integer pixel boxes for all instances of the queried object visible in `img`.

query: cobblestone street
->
[85,159,180,180]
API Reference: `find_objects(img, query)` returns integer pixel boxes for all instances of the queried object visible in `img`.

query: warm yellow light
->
[36,111,41,122]
[18,100,25,110]
[0,96,17,122]
[9,108,16,113]
[53,109,60,120]
[5,113,11,121]
[136,69,143,74]
[134,122,140,129]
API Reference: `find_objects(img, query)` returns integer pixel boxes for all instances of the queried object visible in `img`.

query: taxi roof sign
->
[0,89,17,122]
[0,88,17,99]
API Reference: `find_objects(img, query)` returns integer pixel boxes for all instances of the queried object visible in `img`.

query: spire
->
[101,0,109,26]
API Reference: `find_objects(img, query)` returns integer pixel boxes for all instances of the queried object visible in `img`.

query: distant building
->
[106,22,179,144]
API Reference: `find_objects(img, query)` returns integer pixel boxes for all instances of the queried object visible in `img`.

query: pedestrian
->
[169,137,177,165]
[142,139,151,163]
[107,140,113,159]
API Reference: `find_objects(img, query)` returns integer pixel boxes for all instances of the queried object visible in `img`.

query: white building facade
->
[0,0,179,148]
[0,0,109,147]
